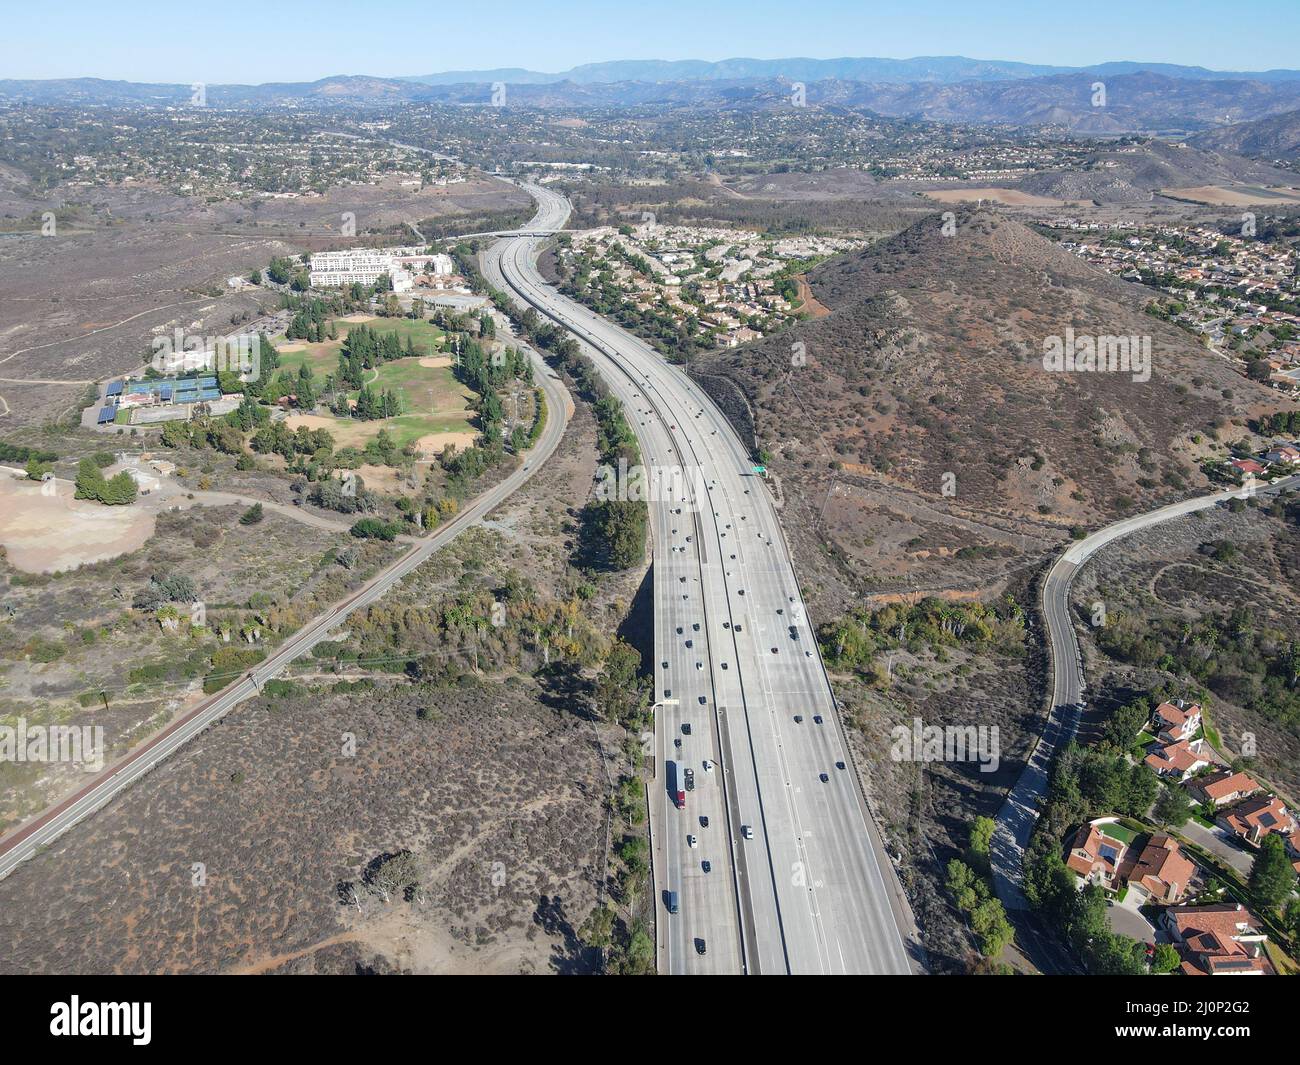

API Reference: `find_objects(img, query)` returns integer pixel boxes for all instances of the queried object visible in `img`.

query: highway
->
[482,180,916,974]
[0,296,572,884]
[992,474,1300,913]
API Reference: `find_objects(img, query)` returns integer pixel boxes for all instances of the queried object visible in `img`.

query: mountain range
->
[7,58,1300,134]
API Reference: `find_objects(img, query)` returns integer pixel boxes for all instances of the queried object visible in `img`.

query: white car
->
[741,825,754,840]
[687,834,698,849]
[703,760,714,772]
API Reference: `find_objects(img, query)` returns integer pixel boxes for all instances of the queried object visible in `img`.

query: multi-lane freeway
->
[0,302,572,885]
[483,180,917,974]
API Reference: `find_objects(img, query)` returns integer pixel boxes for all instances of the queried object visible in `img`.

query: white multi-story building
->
[310,249,413,292]
[310,247,459,293]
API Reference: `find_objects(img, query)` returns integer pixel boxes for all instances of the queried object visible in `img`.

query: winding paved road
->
[992,475,1300,915]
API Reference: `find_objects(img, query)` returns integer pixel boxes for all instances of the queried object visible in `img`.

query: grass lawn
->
[364,357,470,417]
[274,317,446,379]
[275,317,471,454]
[1102,821,1142,845]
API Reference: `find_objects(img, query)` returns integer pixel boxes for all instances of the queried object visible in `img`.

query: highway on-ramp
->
[0,293,572,885]
[483,180,917,975]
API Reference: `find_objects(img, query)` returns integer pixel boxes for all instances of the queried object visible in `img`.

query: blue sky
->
[11,0,1300,82]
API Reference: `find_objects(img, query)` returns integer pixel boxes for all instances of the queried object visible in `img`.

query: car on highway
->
[741,825,754,839]
[794,714,803,723]
[699,815,709,827]
[701,860,711,873]
[682,723,691,735]
[684,768,695,791]
[695,938,707,956]
[687,834,697,848]
[703,759,714,772]
[819,772,830,783]
[836,761,846,770]
[666,890,679,914]
[814,715,823,725]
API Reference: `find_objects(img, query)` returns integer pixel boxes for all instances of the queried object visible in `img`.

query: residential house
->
[1163,903,1273,975]
[1064,821,1135,889]
[1151,701,1202,744]
[1264,445,1300,466]
[1219,794,1297,847]
[1128,834,1196,904]
[1188,769,1261,810]
[1145,738,1211,781]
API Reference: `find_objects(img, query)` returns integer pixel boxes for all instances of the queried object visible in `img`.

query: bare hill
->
[691,207,1282,602]
[1016,140,1296,203]
[1190,108,1300,160]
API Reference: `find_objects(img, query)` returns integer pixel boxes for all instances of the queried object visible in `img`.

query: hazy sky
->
[10,0,1300,82]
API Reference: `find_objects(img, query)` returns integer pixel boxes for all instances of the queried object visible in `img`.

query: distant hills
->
[6,57,1300,133]
[402,56,1300,86]
[1190,107,1300,159]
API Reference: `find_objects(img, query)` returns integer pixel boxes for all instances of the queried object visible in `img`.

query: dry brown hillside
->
[691,206,1284,607]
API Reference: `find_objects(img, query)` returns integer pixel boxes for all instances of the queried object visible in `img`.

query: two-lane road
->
[993,474,1300,911]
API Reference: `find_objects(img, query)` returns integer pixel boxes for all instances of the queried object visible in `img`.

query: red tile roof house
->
[1229,458,1266,479]
[1263,445,1300,466]
[1128,834,1197,904]
[1064,821,1135,890]
[1187,769,1261,809]
[1218,795,1298,848]
[1163,903,1273,975]
[1144,738,1211,781]
[1150,701,1202,744]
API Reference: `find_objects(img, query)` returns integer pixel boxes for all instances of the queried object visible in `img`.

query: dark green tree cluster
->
[73,456,136,505]
[0,439,57,464]
[249,422,335,465]
[818,597,1027,681]
[1097,606,1300,734]
[579,498,649,571]
[336,324,418,388]
[350,517,403,541]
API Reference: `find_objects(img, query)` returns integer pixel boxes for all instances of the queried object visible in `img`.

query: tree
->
[1248,833,1296,911]
[239,502,264,525]
[364,850,423,904]
[970,897,1014,958]
[968,816,996,872]
[1153,783,1192,828]
[1151,942,1181,974]
[74,457,137,505]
